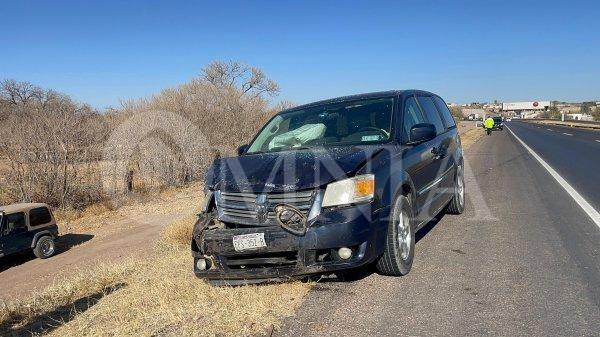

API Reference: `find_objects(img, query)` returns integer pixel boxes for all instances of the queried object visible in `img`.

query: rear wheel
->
[446,164,465,214]
[33,236,56,259]
[376,195,415,276]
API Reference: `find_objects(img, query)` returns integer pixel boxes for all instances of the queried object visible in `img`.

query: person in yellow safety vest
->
[483,117,495,135]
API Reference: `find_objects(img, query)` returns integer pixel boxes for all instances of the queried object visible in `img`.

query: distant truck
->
[0,203,59,259]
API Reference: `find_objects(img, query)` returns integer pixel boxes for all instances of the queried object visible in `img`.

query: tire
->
[33,236,56,259]
[446,164,465,214]
[376,195,415,276]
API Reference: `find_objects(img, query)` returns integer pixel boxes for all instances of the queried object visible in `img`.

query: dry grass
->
[163,214,197,245]
[458,122,485,149]
[0,236,311,337]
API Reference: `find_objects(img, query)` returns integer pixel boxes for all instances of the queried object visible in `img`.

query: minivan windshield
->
[246,97,394,154]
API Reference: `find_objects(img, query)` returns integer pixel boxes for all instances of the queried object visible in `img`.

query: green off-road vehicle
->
[0,203,59,259]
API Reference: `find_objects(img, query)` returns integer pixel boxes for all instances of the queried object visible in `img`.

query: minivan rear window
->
[432,96,456,129]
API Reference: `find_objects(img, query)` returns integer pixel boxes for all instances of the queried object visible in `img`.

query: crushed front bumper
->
[193,203,389,284]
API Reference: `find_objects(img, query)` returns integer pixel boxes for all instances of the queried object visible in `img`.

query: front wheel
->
[376,195,415,276]
[33,236,56,259]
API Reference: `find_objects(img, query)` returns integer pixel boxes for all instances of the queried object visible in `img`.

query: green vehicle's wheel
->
[33,236,56,259]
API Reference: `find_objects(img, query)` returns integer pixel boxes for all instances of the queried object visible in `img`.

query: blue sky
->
[1,0,599,109]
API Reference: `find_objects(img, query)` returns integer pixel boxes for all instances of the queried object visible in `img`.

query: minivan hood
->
[206,145,386,193]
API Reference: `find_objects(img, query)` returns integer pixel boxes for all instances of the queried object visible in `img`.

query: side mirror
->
[409,123,436,144]
[237,144,249,156]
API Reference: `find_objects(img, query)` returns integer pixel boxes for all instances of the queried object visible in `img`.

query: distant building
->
[483,103,502,112]
[502,101,551,118]
[559,105,580,114]
[567,113,594,121]
[462,108,486,120]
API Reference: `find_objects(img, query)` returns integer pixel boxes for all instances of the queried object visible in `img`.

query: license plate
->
[232,233,267,252]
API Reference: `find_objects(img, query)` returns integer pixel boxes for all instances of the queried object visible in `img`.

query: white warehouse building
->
[502,101,551,118]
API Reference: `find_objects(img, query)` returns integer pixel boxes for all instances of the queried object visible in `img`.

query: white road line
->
[506,126,600,229]
[546,128,553,131]
[596,140,600,143]
[563,133,573,136]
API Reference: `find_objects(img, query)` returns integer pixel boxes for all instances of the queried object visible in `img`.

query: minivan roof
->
[282,90,437,112]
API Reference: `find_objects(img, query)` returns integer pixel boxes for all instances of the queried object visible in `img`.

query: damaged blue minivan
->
[192,90,464,284]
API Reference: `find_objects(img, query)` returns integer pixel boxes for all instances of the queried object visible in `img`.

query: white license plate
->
[232,233,267,252]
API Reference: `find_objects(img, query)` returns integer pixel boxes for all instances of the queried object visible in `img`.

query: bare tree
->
[202,61,280,98]
[114,61,281,191]
[273,100,297,111]
[0,81,107,208]
[0,61,282,207]
[0,79,44,105]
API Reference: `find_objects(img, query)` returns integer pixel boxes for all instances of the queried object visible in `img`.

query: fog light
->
[338,247,352,260]
[196,258,207,270]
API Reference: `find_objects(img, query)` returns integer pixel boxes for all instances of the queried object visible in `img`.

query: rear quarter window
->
[29,207,52,227]
[432,96,457,129]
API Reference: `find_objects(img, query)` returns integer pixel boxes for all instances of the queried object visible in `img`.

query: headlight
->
[322,174,375,207]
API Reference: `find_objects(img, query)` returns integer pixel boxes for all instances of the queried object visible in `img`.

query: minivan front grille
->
[216,190,315,227]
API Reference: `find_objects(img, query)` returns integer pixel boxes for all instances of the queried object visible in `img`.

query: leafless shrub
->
[115,60,281,191]
[0,60,284,208]
[0,80,108,208]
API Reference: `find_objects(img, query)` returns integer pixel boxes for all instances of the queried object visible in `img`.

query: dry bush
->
[0,61,284,209]
[114,61,281,192]
[0,244,311,337]
[0,80,108,209]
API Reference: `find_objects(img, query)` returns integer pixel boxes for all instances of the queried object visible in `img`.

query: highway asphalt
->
[277,125,600,336]
[506,121,600,209]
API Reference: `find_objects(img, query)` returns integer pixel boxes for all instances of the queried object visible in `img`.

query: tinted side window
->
[3,213,26,235]
[402,96,427,142]
[433,96,456,128]
[416,96,445,135]
[30,207,52,227]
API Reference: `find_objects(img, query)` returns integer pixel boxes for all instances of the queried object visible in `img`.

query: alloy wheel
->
[41,239,55,257]
[457,165,465,208]
[397,209,412,261]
